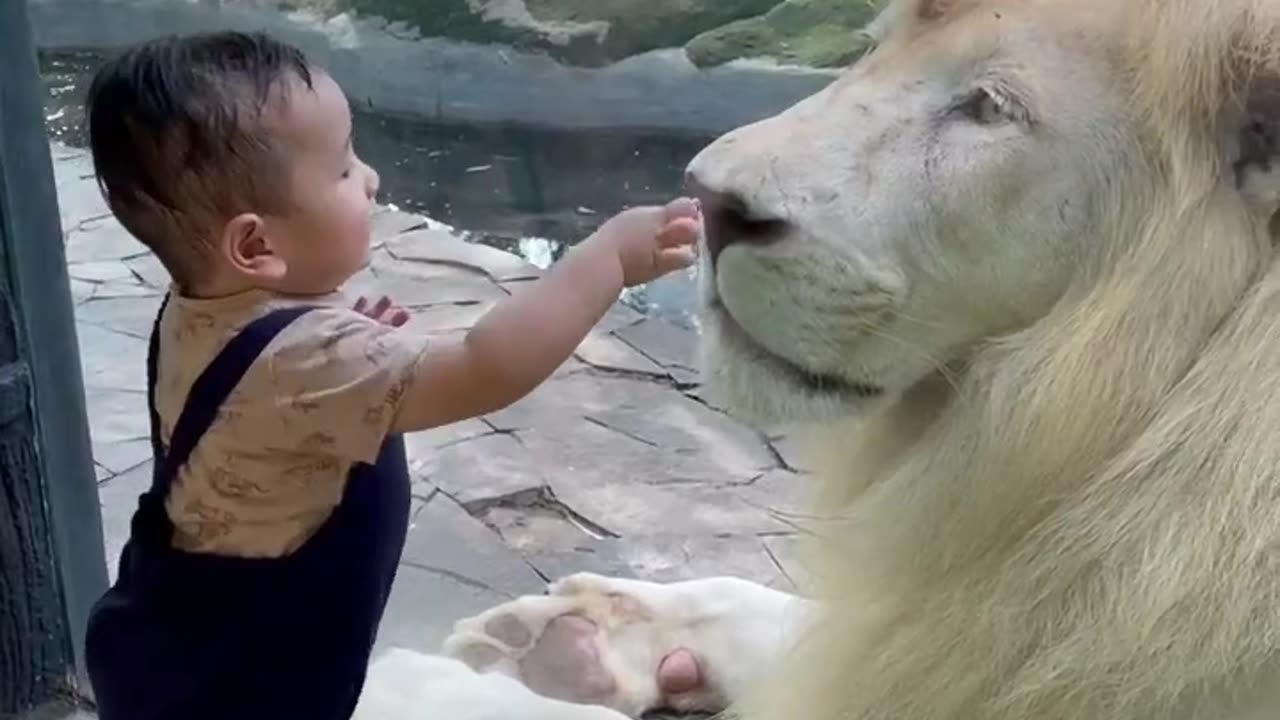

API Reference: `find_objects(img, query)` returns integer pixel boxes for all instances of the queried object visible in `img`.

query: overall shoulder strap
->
[149,302,315,492]
[146,293,171,465]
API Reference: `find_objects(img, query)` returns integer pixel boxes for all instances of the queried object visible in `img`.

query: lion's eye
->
[957,87,1021,125]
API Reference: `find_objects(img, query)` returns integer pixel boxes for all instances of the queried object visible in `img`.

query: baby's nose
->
[365,165,381,200]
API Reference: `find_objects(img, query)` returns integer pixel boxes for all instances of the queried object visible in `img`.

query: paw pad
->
[484,612,533,649]
[455,643,504,671]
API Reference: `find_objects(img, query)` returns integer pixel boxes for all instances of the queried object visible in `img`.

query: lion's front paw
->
[442,594,636,713]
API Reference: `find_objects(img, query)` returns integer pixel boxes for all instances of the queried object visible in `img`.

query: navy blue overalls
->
[85,297,411,720]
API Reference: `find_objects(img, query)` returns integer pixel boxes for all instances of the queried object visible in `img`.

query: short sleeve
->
[250,308,430,465]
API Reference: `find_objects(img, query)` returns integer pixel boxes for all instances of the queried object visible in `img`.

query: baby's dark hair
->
[86,31,314,285]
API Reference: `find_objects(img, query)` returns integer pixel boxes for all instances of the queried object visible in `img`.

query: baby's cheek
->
[350,214,372,254]
[330,196,369,245]
[348,195,374,238]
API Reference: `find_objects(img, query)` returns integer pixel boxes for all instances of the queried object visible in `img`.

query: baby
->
[81,31,699,720]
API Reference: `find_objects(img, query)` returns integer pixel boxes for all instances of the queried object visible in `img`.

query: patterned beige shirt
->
[154,288,430,558]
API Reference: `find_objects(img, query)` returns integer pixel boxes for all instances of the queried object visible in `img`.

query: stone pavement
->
[54,141,810,701]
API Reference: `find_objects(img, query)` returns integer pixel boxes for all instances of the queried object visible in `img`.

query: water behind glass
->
[40,51,710,329]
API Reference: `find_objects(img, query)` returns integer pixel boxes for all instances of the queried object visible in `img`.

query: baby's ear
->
[222,212,286,281]
[1234,72,1280,220]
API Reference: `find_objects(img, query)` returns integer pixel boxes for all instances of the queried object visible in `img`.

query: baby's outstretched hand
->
[592,197,701,287]
[353,295,410,327]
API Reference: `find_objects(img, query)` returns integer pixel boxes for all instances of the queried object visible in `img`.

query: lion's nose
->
[685,171,789,266]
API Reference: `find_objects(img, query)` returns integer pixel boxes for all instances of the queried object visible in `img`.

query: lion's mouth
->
[708,301,884,400]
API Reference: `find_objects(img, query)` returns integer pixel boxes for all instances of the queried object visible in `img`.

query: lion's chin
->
[697,305,887,425]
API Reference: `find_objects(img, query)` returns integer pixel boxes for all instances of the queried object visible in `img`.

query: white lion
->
[359,0,1280,718]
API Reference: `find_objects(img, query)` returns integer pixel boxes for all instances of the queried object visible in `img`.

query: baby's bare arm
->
[392,200,698,434]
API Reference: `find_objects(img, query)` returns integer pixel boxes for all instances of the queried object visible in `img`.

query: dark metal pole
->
[0,0,107,710]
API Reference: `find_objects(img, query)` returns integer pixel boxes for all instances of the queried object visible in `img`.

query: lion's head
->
[688,0,1278,427]
[687,1,1280,718]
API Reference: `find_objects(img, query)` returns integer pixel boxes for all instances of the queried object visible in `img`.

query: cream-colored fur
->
[368,1,1280,718]
[353,575,807,718]
[354,648,630,720]
[687,0,1280,718]
[436,573,810,717]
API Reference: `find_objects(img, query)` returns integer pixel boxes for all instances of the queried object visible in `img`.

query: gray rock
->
[93,438,152,478]
[124,253,172,290]
[484,372,649,432]
[519,418,789,536]
[348,264,508,308]
[374,560,510,656]
[367,245,452,279]
[587,393,777,478]
[388,228,542,283]
[681,382,734,415]
[761,533,809,592]
[575,332,668,377]
[97,462,150,582]
[484,372,775,480]
[83,386,150,446]
[764,430,812,473]
[64,216,146,264]
[50,146,88,162]
[370,207,429,241]
[76,324,147,392]
[481,506,636,581]
[50,147,95,182]
[380,494,553,654]
[69,277,96,305]
[403,418,494,465]
[615,316,698,372]
[413,431,547,511]
[400,493,545,600]
[400,300,497,334]
[91,280,164,300]
[52,159,111,232]
[598,301,646,334]
[68,259,135,284]
[76,293,164,339]
[614,533,794,589]
[732,468,812,519]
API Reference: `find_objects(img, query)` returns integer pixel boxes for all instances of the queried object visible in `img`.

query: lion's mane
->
[744,2,1280,718]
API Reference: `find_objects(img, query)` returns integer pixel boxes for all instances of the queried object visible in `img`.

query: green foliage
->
[685,0,886,68]
[334,0,780,66]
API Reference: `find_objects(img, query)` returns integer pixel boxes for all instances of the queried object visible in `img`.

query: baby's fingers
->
[653,246,698,275]
[657,217,701,249]
[355,295,409,327]
[663,197,700,223]
[355,295,392,316]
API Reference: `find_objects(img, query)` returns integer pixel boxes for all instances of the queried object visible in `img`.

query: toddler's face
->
[267,70,380,295]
